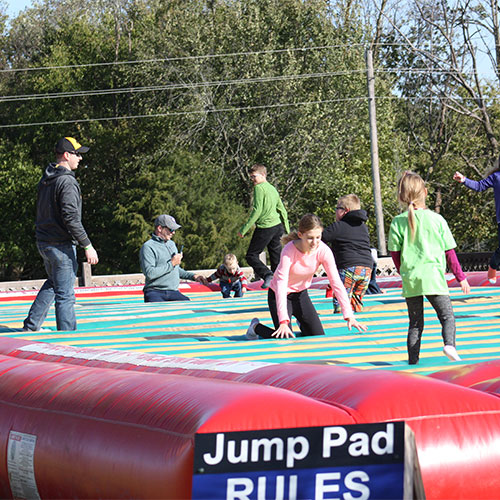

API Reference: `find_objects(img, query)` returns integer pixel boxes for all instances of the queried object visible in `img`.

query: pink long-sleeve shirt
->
[269,240,354,323]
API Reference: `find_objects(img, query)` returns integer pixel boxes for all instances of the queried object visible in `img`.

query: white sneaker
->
[246,318,260,340]
[443,345,461,361]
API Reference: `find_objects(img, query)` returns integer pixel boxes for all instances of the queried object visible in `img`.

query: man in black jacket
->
[23,137,98,331]
[322,194,373,313]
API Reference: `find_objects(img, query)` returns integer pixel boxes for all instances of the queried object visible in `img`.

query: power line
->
[2,67,493,103]
[0,97,366,128]
[0,44,366,74]
[1,41,465,75]
[2,94,500,129]
[0,71,366,102]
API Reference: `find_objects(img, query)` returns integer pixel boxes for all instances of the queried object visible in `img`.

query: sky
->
[5,0,33,18]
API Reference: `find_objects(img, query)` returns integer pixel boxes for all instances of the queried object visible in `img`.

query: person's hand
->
[460,278,470,294]
[453,171,465,183]
[171,253,182,266]
[194,274,209,285]
[85,246,99,265]
[346,316,367,333]
[238,232,244,238]
[272,323,295,339]
[242,287,247,295]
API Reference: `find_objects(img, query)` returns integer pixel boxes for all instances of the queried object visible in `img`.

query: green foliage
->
[1,0,499,281]
[0,141,41,279]
[106,149,248,273]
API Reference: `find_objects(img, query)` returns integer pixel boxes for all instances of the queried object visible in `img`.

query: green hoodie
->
[239,181,289,236]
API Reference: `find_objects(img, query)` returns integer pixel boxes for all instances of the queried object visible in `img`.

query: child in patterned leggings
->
[322,194,374,313]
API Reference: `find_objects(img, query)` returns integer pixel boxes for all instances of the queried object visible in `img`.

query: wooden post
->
[404,425,426,499]
[82,262,93,287]
[365,48,387,256]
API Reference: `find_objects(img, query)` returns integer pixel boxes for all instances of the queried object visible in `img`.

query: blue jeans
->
[23,241,78,331]
[143,288,191,302]
[220,280,243,298]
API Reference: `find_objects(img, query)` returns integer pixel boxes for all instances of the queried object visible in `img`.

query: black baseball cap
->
[55,137,89,154]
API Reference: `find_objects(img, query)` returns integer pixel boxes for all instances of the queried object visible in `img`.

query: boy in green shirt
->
[239,164,290,289]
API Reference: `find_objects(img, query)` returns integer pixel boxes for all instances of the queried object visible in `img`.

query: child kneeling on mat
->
[246,214,367,339]
[207,254,248,298]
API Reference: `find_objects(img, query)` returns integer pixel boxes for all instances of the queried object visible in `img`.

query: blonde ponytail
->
[397,171,427,241]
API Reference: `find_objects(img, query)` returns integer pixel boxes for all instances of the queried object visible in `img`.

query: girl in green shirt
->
[388,171,470,365]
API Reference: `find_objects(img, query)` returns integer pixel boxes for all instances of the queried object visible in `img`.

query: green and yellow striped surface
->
[1,286,499,376]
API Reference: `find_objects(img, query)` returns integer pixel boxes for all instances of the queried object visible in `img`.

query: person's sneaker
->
[488,266,497,284]
[22,327,51,332]
[261,274,273,289]
[325,286,333,298]
[443,345,461,361]
[246,318,260,340]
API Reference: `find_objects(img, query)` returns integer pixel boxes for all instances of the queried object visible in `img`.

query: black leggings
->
[255,288,325,338]
[405,294,456,364]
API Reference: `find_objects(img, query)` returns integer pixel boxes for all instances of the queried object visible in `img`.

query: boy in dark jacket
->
[322,194,373,312]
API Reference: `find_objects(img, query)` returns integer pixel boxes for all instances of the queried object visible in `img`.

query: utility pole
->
[365,47,387,255]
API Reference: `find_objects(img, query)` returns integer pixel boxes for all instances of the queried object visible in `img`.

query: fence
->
[0,253,492,292]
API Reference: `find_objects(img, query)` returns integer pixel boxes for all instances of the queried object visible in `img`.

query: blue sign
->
[193,422,406,499]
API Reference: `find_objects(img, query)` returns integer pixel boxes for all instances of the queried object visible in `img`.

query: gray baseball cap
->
[154,214,181,231]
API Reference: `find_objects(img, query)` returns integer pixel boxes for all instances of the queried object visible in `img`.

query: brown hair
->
[397,171,427,240]
[249,164,267,176]
[281,214,323,245]
[337,194,361,211]
[486,152,500,176]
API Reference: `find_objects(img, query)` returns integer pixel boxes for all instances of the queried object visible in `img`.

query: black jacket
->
[322,209,373,269]
[35,162,91,248]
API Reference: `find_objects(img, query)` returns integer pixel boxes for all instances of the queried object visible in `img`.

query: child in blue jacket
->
[454,163,500,283]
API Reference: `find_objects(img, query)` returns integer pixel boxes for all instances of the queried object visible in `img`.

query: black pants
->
[490,223,500,270]
[405,294,456,364]
[246,224,284,280]
[255,288,325,338]
[366,261,383,295]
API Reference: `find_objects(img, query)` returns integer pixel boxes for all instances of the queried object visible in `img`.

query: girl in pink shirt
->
[246,214,367,339]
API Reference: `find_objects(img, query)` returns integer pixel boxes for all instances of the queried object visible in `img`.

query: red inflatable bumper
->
[0,353,357,499]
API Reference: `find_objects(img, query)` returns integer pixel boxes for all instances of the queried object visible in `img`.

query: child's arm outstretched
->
[206,266,223,284]
[454,171,494,192]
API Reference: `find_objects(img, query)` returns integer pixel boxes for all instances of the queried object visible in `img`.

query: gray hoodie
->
[35,162,91,248]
